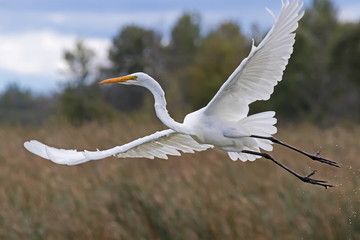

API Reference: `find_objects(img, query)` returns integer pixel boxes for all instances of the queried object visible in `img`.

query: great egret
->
[24,0,338,188]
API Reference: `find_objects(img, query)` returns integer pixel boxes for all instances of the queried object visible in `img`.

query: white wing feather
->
[204,0,304,121]
[24,129,213,165]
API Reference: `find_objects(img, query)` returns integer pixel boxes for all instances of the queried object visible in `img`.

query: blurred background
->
[0,0,359,239]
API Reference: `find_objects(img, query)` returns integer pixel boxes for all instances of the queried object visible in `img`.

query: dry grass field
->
[0,117,359,239]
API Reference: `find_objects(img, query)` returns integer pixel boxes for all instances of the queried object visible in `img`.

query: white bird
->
[24,0,338,188]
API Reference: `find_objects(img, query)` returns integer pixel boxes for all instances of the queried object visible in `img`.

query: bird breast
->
[184,109,239,147]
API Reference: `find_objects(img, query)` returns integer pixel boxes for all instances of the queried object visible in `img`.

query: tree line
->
[0,0,359,126]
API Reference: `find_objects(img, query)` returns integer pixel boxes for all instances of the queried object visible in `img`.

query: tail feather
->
[240,111,277,136]
[229,111,277,161]
[228,151,261,162]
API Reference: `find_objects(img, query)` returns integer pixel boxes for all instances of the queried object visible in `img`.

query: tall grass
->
[0,118,359,239]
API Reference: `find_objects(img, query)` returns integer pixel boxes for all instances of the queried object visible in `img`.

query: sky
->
[0,0,359,94]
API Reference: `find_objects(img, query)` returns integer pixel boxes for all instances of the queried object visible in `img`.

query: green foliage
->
[59,84,114,126]
[332,23,360,80]
[187,22,248,109]
[0,83,54,125]
[63,40,95,86]
[108,25,163,75]
[59,40,115,125]
[329,22,360,121]
[163,13,202,111]
[167,13,201,70]
[102,25,163,111]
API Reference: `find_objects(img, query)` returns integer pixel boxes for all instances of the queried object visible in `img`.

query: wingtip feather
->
[24,140,88,165]
[24,140,48,159]
[265,7,277,23]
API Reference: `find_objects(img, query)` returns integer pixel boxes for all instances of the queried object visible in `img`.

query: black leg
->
[242,150,334,189]
[250,135,340,168]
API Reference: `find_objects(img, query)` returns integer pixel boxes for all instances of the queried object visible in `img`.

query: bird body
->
[183,109,275,154]
[112,72,277,161]
[25,0,302,163]
[24,0,339,188]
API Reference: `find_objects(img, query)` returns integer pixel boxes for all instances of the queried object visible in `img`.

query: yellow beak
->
[99,75,137,84]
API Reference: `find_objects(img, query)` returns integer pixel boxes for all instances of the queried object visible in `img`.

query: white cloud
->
[0,30,110,77]
[46,10,181,28]
[0,5,277,93]
[0,8,266,81]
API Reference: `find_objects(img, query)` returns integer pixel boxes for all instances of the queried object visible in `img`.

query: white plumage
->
[24,0,304,165]
[24,130,212,165]
[204,0,304,121]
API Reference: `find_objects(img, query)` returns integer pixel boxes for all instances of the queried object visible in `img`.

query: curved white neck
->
[145,80,191,135]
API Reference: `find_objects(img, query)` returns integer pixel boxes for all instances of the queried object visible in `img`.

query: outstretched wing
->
[24,129,213,165]
[204,0,304,121]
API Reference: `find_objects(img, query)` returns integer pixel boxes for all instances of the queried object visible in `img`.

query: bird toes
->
[300,170,334,189]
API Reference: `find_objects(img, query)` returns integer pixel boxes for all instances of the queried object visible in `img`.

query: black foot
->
[250,135,340,168]
[300,170,334,189]
[242,150,336,189]
[309,154,340,168]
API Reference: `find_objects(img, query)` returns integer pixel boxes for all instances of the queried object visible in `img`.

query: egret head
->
[99,72,151,86]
